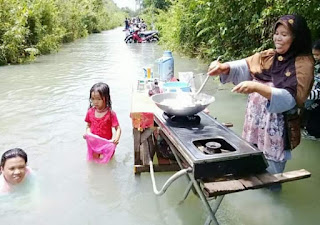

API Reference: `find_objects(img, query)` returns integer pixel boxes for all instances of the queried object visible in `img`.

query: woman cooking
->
[207,14,314,190]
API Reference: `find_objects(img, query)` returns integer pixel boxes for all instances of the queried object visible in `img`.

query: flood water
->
[0,27,319,225]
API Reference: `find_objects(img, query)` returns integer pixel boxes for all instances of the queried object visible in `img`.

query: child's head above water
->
[312,40,320,63]
[89,82,112,110]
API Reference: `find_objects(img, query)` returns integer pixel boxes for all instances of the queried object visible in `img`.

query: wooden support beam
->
[133,128,141,165]
[140,139,151,166]
[140,128,154,144]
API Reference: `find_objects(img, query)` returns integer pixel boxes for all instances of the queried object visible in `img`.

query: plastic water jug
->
[157,50,174,82]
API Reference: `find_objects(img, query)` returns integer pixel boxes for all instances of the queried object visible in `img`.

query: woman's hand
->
[207,61,230,76]
[232,81,272,100]
[232,81,257,94]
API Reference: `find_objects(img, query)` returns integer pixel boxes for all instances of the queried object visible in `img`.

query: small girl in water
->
[84,82,121,162]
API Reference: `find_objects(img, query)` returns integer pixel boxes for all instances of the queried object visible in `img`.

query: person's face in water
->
[1,156,27,185]
[90,91,106,111]
[273,24,293,55]
[312,48,320,63]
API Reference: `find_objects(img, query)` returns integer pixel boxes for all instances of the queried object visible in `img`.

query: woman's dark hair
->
[1,148,28,168]
[313,39,320,50]
[88,82,112,109]
[274,14,312,56]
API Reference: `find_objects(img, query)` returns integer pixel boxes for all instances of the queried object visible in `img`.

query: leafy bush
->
[146,0,320,62]
[0,0,125,65]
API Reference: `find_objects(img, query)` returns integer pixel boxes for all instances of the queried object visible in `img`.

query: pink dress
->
[85,133,116,163]
[85,108,119,140]
[84,108,119,163]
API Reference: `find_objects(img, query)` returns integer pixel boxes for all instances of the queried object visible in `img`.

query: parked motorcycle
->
[124,29,159,43]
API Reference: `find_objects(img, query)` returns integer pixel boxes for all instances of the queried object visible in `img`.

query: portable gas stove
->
[154,111,268,179]
[162,112,201,127]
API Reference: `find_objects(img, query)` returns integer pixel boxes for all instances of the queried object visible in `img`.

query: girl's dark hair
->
[88,82,112,109]
[274,14,312,56]
[1,148,28,168]
[313,39,320,50]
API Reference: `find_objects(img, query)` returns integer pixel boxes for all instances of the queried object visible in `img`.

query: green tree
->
[142,0,171,10]
[147,0,320,62]
[0,0,126,65]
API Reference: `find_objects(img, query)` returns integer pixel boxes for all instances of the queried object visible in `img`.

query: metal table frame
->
[149,129,225,225]
[162,131,223,225]
[149,130,311,225]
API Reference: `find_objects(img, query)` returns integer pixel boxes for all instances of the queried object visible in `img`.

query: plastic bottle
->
[148,79,160,96]
[157,51,174,82]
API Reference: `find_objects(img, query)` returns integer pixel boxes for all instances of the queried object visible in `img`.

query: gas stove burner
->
[204,141,222,154]
[163,112,201,126]
[155,111,268,179]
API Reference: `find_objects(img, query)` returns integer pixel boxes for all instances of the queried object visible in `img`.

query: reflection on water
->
[0,27,319,225]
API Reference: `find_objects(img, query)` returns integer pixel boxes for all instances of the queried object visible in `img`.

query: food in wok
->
[151,92,215,116]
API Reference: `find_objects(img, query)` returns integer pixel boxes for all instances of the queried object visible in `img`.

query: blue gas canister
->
[157,50,174,82]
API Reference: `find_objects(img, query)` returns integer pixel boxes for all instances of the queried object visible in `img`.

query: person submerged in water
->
[0,148,35,194]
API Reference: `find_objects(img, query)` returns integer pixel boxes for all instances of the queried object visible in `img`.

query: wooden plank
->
[256,172,280,184]
[273,169,311,183]
[238,175,264,189]
[134,164,180,173]
[203,169,311,197]
[133,128,141,165]
[203,180,245,198]
[140,128,154,144]
[148,134,156,160]
[140,140,151,166]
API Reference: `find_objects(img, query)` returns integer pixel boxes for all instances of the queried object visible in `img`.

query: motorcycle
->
[124,29,159,43]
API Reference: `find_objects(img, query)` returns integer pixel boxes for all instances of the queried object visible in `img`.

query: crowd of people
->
[124,17,147,32]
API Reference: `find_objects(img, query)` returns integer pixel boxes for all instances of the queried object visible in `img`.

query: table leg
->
[187,175,221,225]
[204,196,224,225]
[159,129,222,224]
[180,181,193,203]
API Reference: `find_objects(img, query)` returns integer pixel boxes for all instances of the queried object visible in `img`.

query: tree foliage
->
[144,0,320,62]
[0,0,125,65]
[142,0,171,10]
